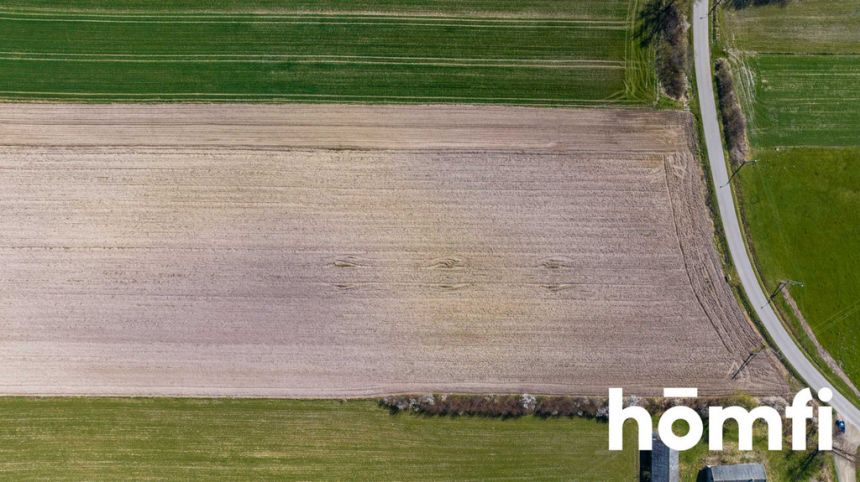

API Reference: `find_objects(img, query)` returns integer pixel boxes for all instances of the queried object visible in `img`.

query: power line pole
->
[731,351,758,379]
[721,159,757,187]
[761,279,804,308]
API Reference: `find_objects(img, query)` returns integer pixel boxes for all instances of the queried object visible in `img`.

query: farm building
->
[706,463,766,482]
[651,434,679,482]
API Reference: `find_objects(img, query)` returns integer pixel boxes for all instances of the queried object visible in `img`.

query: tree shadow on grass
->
[634,0,677,48]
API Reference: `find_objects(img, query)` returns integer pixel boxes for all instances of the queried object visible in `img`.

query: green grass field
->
[721,0,860,387]
[738,149,860,385]
[747,55,860,148]
[0,0,655,104]
[0,398,636,480]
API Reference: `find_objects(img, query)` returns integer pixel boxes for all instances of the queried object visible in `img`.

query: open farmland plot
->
[0,0,655,104]
[722,0,860,55]
[722,0,860,147]
[0,104,786,397]
[722,0,860,387]
[739,149,860,390]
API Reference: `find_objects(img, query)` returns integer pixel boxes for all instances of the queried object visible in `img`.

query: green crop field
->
[746,55,860,148]
[0,0,631,17]
[0,0,656,104]
[722,0,860,55]
[722,1,860,386]
[0,398,635,480]
[738,149,860,385]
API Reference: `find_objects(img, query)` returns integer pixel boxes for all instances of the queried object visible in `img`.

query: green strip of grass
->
[623,0,657,102]
[0,13,628,60]
[0,58,628,104]
[0,0,631,19]
[0,398,636,480]
[738,148,860,387]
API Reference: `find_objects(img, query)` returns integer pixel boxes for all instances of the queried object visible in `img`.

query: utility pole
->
[761,279,804,308]
[731,351,758,379]
[721,159,757,187]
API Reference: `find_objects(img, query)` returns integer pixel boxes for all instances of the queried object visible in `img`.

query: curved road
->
[692,0,860,427]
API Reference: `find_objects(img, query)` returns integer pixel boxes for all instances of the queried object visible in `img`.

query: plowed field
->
[0,104,786,396]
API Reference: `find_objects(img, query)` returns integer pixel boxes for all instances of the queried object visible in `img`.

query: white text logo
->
[608,387,832,451]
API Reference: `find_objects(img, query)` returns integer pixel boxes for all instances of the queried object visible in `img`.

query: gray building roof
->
[651,434,679,482]
[707,463,767,482]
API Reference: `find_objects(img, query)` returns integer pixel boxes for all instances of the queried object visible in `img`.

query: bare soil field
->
[0,104,787,397]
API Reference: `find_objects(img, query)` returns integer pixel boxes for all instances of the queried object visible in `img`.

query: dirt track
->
[0,104,787,397]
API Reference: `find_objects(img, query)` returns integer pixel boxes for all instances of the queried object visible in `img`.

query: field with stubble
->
[0,104,786,397]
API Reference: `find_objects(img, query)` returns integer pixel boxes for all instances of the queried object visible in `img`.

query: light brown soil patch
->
[0,104,787,397]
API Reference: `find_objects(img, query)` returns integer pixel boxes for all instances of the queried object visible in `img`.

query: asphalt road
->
[692,0,860,427]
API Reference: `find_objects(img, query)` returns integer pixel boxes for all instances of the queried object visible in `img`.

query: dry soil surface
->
[0,104,787,397]
[835,420,860,482]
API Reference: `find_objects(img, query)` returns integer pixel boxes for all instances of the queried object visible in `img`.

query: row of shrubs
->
[379,393,768,419]
[636,0,689,101]
[715,58,750,164]
[655,1,689,100]
[381,394,608,419]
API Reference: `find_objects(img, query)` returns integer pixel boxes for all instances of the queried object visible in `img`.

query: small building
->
[706,463,767,482]
[651,434,679,482]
